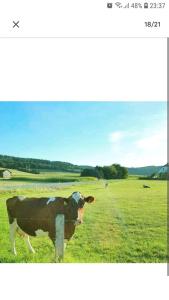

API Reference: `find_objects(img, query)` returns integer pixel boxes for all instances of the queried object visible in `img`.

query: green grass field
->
[0,168,97,183]
[0,171,167,263]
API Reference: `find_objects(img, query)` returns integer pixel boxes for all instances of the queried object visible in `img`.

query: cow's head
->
[64,191,94,225]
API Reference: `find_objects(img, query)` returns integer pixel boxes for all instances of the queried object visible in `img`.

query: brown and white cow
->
[6,191,94,262]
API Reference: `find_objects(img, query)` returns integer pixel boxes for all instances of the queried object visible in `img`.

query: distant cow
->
[143,185,151,188]
[105,182,108,188]
[6,192,94,262]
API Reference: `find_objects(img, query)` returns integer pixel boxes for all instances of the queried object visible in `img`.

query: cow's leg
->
[55,214,64,263]
[16,226,35,254]
[24,235,35,254]
[64,239,68,250]
[9,219,17,255]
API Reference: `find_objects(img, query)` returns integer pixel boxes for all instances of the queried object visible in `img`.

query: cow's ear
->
[84,196,95,203]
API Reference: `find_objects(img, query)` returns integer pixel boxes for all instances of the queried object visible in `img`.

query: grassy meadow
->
[0,170,167,263]
[0,168,97,183]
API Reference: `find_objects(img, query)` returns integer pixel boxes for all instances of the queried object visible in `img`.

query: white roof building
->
[0,169,12,179]
[157,164,168,174]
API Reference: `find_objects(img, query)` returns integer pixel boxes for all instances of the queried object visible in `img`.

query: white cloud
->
[136,131,166,151]
[118,151,167,167]
[109,130,137,144]
[109,131,125,143]
[106,127,167,167]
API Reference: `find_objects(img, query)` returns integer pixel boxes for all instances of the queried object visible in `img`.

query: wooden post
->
[55,214,64,262]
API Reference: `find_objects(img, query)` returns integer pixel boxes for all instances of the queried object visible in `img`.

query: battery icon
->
[144,3,149,8]
[107,3,113,8]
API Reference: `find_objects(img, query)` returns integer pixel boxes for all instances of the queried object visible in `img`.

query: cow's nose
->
[75,219,82,225]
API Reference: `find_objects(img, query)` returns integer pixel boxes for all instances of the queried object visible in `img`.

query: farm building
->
[158,164,168,174]
[154,164,168,179]
[0,169,12,179]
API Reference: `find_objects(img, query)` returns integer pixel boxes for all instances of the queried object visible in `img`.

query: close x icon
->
[13,21,20,28]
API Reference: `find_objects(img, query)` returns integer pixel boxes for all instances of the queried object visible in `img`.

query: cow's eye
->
[78,200,85,208]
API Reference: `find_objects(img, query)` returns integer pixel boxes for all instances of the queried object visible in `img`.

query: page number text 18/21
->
[145,21,161,28]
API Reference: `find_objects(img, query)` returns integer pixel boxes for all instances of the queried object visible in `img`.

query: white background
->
[0,36,168,299]
[0,264,168,300]
[0,38,167,101]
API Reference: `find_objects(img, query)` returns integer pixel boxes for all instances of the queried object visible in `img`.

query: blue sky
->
[0,101,167,167]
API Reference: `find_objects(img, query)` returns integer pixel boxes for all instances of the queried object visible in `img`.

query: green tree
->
[102,165,117,179]
[80,168,97,177]
[112,164,128,179]
[95,166,104,179]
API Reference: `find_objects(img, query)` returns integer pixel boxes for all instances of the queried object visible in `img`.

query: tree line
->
[0,155,128,179]
[0,154,83,173]
[81,164,128,179]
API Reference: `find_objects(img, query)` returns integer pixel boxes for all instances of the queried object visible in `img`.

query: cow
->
[6,191,95,262]
[105,181,108,188]
[143,185,151,188]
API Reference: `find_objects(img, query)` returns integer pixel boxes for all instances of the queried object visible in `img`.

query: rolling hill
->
[128,165,162,176]
[0,154,92,173]
[0,154,162,176]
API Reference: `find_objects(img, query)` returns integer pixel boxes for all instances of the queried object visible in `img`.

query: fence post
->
[55,214,64,262]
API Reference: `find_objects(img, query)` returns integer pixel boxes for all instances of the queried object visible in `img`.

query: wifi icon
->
[115,2,122,8]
